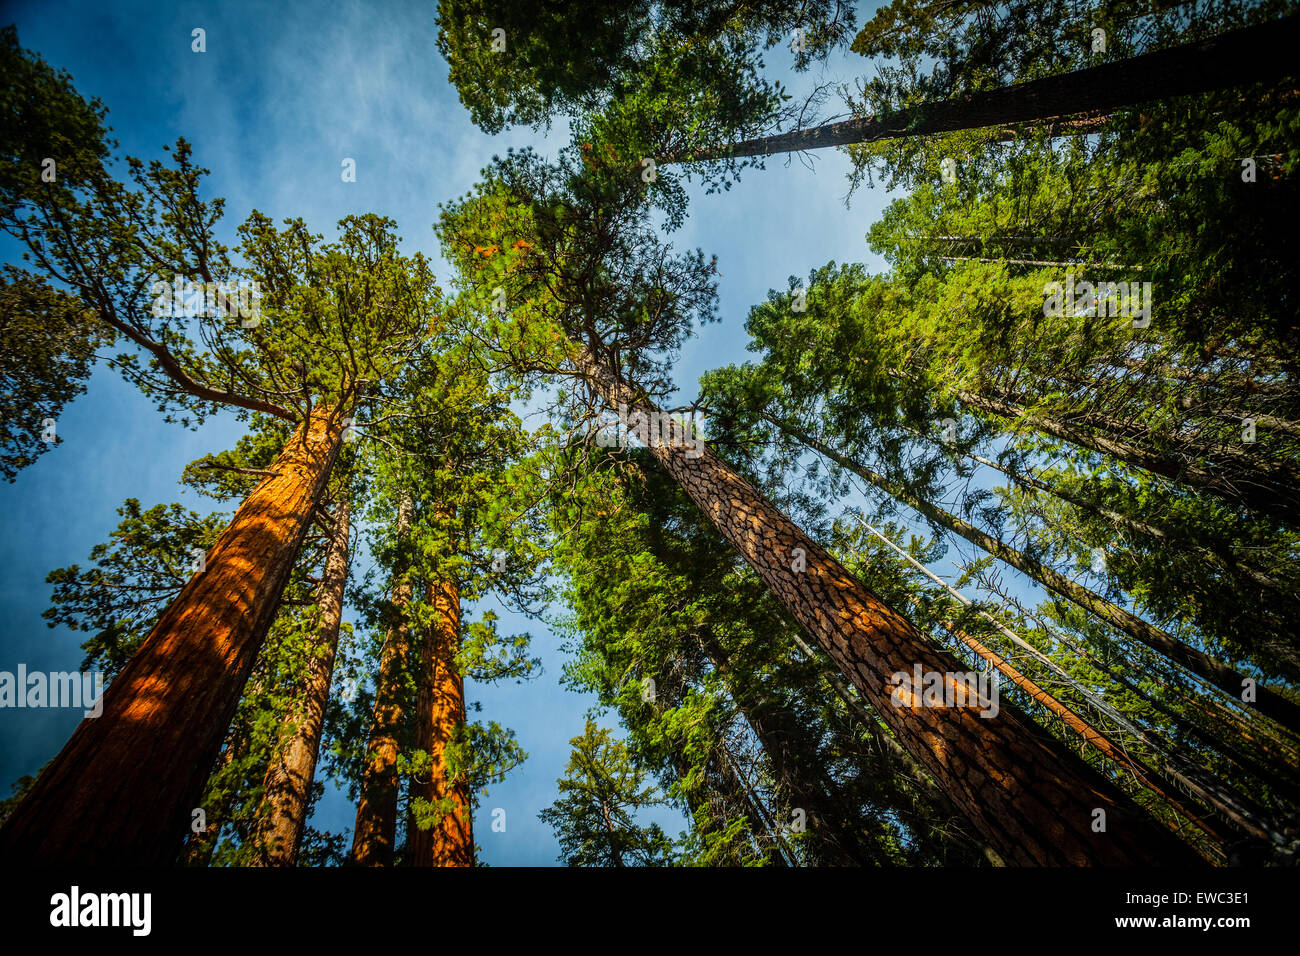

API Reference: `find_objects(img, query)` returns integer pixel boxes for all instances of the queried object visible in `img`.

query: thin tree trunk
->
[869,517,1300,860]
[0,405,345,865]
[713,732,796,866]
[952,385,1300,526]
[351,493,416,866]
[661,16,1300,164]
[600,800,626,868]
[941,255,1138,269]
[1052,365,1300,439]
[577,353,1198,864]
[405,573,474,867]
[696,627,886,866]
[984,383,1300,502]
[984,578,1300,807]
[250,497,351,866]
[991,459,1300,681]
[960,445,1290,599]
[642,674,773,864]
[775,414,1300,737]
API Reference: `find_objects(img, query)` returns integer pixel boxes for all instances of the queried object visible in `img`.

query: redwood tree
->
[0,74,440,859]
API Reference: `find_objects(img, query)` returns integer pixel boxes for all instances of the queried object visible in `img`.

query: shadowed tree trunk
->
[250,496,351,866]
[861,515,1281,854]
[181,727,248,866]
[642,669,779,865]
[352,493,415,866]
[981,383,1300,506]
[0,405,346,865]
[405,572,474,867]
[661,16,1300,164]
[696,627,887,866]
[712,732,794,866]
[951,385,1300,527]
[575,353,1199,864]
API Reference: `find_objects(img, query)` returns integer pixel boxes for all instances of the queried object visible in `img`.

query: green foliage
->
[436,145,719,389]
[43,498,228,679]
[547,449,988,865]
[436,0,854,134]
[0,267,108,480]
[539,718,675,866]
[3,30,444,434]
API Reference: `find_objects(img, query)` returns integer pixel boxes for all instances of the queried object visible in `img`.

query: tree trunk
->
[712,732,795,866]
[953,385,1300,527]
[576,353,1198,864]
[661,16,1300,164]
[0,405,345,865]
[983,383,1300,506]
[959,445,1289,599]
[777,415,1300,738]
[785,630,998,864]
[984,580,1300,807]
[351,493,415,866]
[250,497,351,866]
[696,627,886,866]
[641,675,775,864]
[405,574,474,867]
[600,799,626,868]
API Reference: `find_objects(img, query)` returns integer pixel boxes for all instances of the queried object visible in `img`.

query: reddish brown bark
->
[250,497,351,866]
[0,405,345,865]
[351,494,415,866]
[578,354,1199,864]
[405,575,474,867]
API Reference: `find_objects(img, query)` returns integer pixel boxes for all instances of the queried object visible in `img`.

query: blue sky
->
[0,0,912,864]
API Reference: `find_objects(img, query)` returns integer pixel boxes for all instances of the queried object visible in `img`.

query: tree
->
[704,254,1299,686]
[0,84,441,859]
[435,146,1200,864]
[351,492,417,866]
[539,719,675,867]
[247,492,353,866]
[28,423,363,866]
[551,451,990,865]
[0,27,116,480]
[348,331,543,867]
[436,0,854,133]
[0,269,106,480]
[657,14,1300,167]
